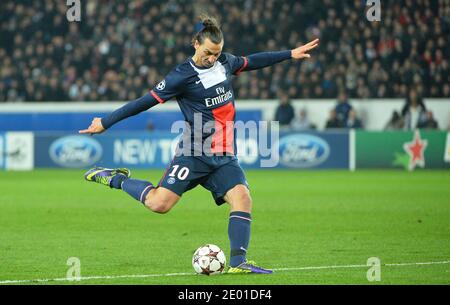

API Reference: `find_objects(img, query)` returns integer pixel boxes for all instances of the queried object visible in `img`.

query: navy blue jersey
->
[149,53,249,156]
[100,50,291,156]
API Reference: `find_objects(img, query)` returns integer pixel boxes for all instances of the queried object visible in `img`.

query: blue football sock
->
[110,174,127,189]
[121,178,154,204]
[228,211,252,267]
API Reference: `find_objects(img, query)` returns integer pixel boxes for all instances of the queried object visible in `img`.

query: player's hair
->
[192,15,223,46]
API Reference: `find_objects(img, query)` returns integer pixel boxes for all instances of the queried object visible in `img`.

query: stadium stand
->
[0,0,449,102]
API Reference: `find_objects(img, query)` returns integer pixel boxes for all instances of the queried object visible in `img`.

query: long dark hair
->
[401,88,426,116]
[191,15,223,45]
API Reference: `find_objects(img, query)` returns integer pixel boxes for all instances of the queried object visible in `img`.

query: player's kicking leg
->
[223,184,273,274]
[84,166,180,213]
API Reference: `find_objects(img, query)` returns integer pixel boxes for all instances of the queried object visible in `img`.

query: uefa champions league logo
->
[156,80,166,91]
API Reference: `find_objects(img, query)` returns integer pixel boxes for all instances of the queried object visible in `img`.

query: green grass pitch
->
[0,169,449,285]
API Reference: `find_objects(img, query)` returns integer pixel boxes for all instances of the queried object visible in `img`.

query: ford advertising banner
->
[35,133,176,169]
[33,131,350,170]
[276,132,349,169]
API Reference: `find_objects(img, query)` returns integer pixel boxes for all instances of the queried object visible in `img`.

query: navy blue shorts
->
[158,155,249,205]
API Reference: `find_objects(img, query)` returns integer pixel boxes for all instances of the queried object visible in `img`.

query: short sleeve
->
[224,53,248,76]
[149,69,184,103]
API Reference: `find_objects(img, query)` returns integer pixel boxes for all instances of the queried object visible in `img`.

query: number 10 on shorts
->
[169,165,190,180]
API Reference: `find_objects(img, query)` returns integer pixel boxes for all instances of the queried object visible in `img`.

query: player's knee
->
[152,203,172,214]
[147,200,172,214]
[240,192,252,209]
[233,189,252,212]
[144,197,172,214]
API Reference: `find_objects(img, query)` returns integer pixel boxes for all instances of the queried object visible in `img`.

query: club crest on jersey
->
[156,80,166,91]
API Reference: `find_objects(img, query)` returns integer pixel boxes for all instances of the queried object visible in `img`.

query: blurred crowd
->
[275,88,441,130]
[0,0,449,102]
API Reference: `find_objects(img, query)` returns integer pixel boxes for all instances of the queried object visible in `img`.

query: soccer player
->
[80,16,318,274]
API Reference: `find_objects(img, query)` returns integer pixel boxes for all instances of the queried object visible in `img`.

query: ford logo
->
[49,135,103,168]
[278,134,330,168]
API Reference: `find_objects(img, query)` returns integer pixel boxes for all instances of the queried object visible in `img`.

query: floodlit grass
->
[0,169,449,284]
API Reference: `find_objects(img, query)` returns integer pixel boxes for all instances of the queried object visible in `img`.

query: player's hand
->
[291,38,319,59]
[79,117,105,135]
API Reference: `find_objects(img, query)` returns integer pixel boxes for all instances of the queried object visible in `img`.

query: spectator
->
[401,89,427,130]
[274,92,295,128]
[291,108,316,130]
[384,110,404,130]
[325,109,341,129]
[417,111,439,129]
[335,91,352,126]
[345,109,363,129]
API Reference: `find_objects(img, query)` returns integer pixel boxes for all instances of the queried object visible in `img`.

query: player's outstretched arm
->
[232,38,319,74]
[78,92,159,135]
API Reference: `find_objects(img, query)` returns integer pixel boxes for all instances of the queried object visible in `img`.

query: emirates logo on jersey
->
[205,87,233,107]
[156,80,166,91]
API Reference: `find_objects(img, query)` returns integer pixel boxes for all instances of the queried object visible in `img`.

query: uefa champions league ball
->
[192,244,226,275]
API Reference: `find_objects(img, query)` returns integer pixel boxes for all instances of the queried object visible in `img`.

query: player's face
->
[194,38,223,68]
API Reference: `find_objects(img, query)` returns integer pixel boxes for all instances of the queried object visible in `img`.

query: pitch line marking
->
[0,260,449,284]
[272,260,450,271]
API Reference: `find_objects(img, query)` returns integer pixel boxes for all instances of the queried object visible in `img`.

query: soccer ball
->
[192,244,226,275]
